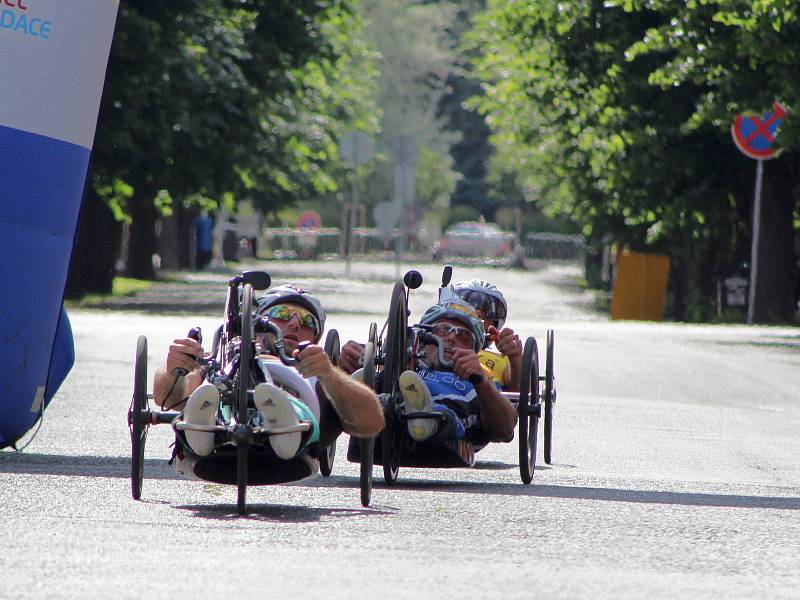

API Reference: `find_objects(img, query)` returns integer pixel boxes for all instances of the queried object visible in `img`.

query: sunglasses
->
[264,304,319,333]
[431,323,476,348]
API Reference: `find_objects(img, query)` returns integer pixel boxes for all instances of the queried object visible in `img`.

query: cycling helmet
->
[419,299,485,353]
[256,284,326,342]
[453,279,508,330]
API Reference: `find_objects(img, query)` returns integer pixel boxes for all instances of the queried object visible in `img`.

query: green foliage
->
[467,0,800,320]
[415,146,460,209]
[94,1,379,218]
[441,205,481,229]
[358,0,461,214]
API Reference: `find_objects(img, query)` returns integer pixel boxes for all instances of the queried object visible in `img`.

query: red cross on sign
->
[731,102,787,160]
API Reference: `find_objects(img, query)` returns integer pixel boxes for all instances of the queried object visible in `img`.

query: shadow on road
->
[308,473,800,511]
[5,452,798,511]
[173,502,395,522]
[0,452,180,480]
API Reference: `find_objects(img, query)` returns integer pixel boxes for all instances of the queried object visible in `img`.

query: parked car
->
[432,221,513,260]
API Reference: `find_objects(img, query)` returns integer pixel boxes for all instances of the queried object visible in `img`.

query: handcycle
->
[127,270,354,514]
[321,266,558,505]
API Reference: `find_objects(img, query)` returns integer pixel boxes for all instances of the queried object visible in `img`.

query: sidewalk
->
[80,269,239,314]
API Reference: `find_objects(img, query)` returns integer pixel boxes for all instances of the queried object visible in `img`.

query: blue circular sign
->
[731,102,786,160]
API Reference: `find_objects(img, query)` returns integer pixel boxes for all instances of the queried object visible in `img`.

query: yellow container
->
[610,252,671,321]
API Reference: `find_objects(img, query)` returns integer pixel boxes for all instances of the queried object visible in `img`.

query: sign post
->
[338,131,373,274]
[0,1,119,448]
[730,102,786,324]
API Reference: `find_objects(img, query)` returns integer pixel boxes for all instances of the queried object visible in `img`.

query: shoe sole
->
[183,384,219,456]
[398,371,436,442]
[254,383,302,460]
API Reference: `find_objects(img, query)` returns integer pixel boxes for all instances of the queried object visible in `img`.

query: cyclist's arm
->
[294,345,384,436]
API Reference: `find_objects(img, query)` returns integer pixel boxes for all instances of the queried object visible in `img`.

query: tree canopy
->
[467,0,800,320]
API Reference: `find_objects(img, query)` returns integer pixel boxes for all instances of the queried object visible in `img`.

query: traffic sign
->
[339,131,373,166]
[296,210,321,229]
[373,201,401,243]
[731,102,786,160]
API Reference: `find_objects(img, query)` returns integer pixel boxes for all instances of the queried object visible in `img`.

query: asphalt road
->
[2,259,799,599]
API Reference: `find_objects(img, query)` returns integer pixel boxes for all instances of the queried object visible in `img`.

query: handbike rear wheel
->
[319,329,342,477]
[129,335,149,500]
[544,329,555,465]
[518,336,540,484]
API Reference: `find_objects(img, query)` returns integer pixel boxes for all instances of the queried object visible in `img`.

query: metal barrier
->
[261,227,412,259]
[262,227,586,264]
[524,232,586,263]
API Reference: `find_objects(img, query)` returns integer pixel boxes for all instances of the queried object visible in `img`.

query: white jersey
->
[256,358,320,420]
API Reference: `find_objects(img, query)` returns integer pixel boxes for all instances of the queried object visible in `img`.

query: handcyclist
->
[153,284,384,476]
[453,279,523,392]
[340,296,517,447]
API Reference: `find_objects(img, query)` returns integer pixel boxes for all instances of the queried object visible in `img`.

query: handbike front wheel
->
[236,284,255,514]
[129,335,149,500]
[359,436,375,507]
[359,339,378,501]
[380,285,407,485]
[237,428,249,515]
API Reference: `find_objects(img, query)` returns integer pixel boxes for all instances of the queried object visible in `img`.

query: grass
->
[65,277,153,308]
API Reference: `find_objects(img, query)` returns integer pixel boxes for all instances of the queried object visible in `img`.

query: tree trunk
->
[65,190,121,299]
[158,213,181,270]
[669,256,687,321]
[178,205,193,268]
[126,190,158,280]
[750,157,797,323]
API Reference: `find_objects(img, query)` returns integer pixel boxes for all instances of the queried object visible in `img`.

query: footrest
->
[253,422,311,436]
[400,411,446,422]
[174,421,228,433]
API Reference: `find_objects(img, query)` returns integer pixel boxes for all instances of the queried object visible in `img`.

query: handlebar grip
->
[188,326,202,344]
[171,326,204,377]
[468,373,485,386]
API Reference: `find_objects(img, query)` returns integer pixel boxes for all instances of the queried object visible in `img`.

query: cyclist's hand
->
[166,337,204,375]
[292,344,333,379]
[451,348,483,381]
[496,327,522,358]
[339,340,365,375]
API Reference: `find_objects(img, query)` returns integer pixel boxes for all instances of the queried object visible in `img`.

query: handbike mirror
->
[229,270,271,290]
[438,265,453,301]
[441,265,452,287]
[403,270,423,290]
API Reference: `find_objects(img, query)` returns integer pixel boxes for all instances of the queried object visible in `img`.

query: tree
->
[467,0,799,321]
[68,1,378,294]
[358,0,461,213]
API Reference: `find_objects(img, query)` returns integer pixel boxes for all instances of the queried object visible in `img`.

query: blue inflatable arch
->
[0,1,118,448]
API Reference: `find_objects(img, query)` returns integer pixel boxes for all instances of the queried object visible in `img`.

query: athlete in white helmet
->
[453,279,523,392]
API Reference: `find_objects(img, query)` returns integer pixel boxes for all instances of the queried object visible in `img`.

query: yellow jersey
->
[479,349,510,387]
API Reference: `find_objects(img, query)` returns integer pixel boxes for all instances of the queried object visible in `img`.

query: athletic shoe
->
[172,451,200,481]
[254,382,302,460]
[399,370,436,442]
[182,383,219,456]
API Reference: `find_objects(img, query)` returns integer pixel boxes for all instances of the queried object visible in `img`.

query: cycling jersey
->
[478,349,510,387]
[416,367,502,447]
